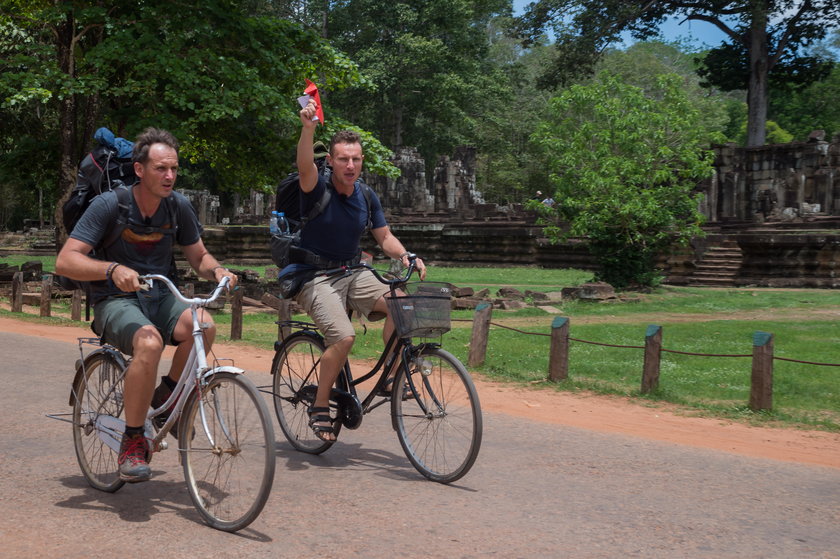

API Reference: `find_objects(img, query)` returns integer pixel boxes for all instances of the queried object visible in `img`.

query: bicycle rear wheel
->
[393,347,482,483]
[270,333,341,454]
[180,372,275,532]
[71,350,128,493]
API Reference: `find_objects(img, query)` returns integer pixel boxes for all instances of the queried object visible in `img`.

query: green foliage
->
[770,63,840,141]
[473,18,555,204]
[532,72,713,288]
[0,0,396,226]
[516,1,840,146]
[323,0,512,174]
[597,41,732,142]
[733,119,794,146]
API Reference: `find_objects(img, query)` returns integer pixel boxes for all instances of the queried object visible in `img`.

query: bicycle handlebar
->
[138,274,231,306]
[319,253,418,286]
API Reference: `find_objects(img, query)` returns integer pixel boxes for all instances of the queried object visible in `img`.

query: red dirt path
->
[2,315,837,470]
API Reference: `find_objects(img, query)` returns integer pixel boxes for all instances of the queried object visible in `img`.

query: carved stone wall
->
[364,145,485,215]
[364,147,433,212]
[180,189,220,225]
[704,135,840,223]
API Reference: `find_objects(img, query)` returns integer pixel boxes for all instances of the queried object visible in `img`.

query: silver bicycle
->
[51,274,275,532]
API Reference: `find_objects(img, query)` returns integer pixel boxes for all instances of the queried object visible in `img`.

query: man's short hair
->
[132,128,180,164]
[329,130,362,155]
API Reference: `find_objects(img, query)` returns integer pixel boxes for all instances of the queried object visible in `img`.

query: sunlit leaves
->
[532,72,712,287]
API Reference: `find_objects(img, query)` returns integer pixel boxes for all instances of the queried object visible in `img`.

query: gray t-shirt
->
[70,188,202,303]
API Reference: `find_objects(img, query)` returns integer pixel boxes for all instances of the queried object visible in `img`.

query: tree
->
[532,72,712,288]
[0,0,377,236]
[768,30,840,141]
[516,1,840,146]
[596,40,734,139]
[318,0,512,172]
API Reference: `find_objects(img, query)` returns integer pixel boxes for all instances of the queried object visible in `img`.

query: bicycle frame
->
[275,311,440,427]
[55,275,244,451]
[141,274,244,449]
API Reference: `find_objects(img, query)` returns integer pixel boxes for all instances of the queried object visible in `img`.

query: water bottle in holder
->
[269,212,279,235]
[276,211,289,235]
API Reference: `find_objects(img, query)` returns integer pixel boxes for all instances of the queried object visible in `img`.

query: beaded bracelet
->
[105,262,121,282]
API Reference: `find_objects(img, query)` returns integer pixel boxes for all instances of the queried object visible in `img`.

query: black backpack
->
[270,165,373,270]
[62,131,137,240]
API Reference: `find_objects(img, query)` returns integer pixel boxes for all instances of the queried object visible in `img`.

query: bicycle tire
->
[71,350,128,493]
[270,332,341,454]
[180,371,276,532]
[392,347,482,483]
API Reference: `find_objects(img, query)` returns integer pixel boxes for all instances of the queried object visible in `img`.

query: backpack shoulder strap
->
[164,194,179,236]
[99,186,132,251]
[358,182,374,232]
[298,187,331,232]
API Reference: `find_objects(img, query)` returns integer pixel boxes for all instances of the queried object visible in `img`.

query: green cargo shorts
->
[93,287,188,356]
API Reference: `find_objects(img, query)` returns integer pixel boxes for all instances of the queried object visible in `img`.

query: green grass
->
[465,319,840,431]
[3,260,838,432]
[427,265,592,292]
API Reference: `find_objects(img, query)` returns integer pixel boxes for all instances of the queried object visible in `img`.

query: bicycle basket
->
[385,282,452,338]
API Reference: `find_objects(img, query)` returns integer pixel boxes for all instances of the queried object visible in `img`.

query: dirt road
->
[1,316,839,558]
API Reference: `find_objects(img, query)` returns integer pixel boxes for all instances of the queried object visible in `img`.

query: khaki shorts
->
[295,269,390,345]
[93,287,188,355]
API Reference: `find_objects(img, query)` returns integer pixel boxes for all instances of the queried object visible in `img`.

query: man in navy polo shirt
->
[286,98,426,442]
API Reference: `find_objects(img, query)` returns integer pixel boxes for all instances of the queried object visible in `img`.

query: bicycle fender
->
[200,365,245,381]
[69,347,127,407]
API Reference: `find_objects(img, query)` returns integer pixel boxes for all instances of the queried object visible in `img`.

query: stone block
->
[452,286,474,298]
[560,282,616,301]
[497,287,525,299]
[497,299,527,310]
[452,297,483,310]
[524,290,549,301]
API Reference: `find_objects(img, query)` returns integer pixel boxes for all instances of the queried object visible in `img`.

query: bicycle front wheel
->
[180,372,275,532]
[270,333,341,454]
[393,347,482,483]
[71,350,128,493]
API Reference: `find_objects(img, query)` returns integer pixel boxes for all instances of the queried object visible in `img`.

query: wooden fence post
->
[547,316,569,381]
[468,302,493,367]
[40,274,52,317]
[641,324,662,393]
[70,289,82,321]
[749,331,774,411]
[230,288,243,340]
[11,272,23,313]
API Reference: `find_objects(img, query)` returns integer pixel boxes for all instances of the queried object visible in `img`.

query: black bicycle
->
[268,255,482,483]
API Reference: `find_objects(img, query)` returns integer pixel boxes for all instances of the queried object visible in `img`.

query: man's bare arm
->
[297,98,320,193]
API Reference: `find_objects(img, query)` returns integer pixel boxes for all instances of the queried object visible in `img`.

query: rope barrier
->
[773,356,840,366]
[454,315,840,367]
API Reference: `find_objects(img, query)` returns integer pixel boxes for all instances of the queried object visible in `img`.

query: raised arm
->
[297,98,320,194]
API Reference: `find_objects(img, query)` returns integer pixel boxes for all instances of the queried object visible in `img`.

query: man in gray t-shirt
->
[56,127,237,483]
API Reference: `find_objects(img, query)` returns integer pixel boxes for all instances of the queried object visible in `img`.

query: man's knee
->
[328,335,355,355]
[132,326,164,357]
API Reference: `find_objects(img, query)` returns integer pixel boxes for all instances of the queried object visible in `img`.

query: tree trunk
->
[54,13,79,248]
[746,3,769,147]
